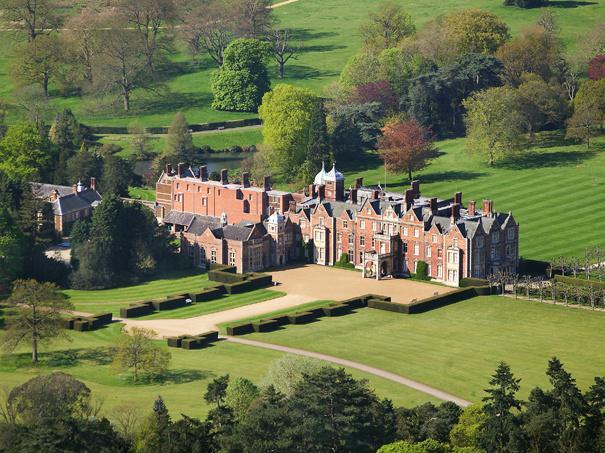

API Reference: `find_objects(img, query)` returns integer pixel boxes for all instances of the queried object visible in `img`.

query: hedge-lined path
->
[224,336,472,407]
[121,293,315,337]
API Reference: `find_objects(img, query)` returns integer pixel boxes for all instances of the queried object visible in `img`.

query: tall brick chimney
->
[404,189,414,209]
[289,200,297,212]
[411,180,420,197]
[318,185,326,201]
[242,172,250,188]
[350,188,358,204]
[372,190,379,200]
[429,197,437,214]
[199,165,208,181]
[355,177,363,189]
[177,162,185,177]
[482,199,493,217]
[72,184,78,194]
[451,203,461,224]
[220,169,228,184]
[467,200,476,216]
[165,163,172,175]
[454,191,462,205]
[263,175,271,191]
[309,184,317,199]
[90,177,97,191]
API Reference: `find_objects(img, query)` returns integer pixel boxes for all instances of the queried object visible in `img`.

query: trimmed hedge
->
[120,304,154,318]
[209,270,247,284]
[340,297,367,309]
[247,273,272,287]
[152,295,188,311]
[167,331,220,349]
[253,319,280,332]
[181,338,203,350]
[323,304,352,317]
[73,320,90,331]
[266,315,290,327]
[190,286,224,302]
[288,311,316,325]
[63,313,113,331]
[368,299,409,313]
[226,323,255,336]
[555,275,605,290]
[460,278,489,288]
[223,280,255,294]
[167,336,186,348]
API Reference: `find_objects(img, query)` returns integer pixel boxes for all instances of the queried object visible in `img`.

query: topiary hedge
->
[459,278,489,288]
[323,304,352,317]
[120,303,154,318]
[287,311,316,325]
[190,286,225,302]
[367,299,409,313]
[63,313,113,331]
[226,323,255,336]
[252,319,280,332]
[209,270,247,284]
[554,275,605,290]
[152,295,189,311]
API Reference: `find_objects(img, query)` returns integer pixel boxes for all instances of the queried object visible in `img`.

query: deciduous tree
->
[211,38,270,112]
[259,84,321,177]
[588,55,605,81]
[0,208,25,290]
[378,119,434,181]
[0,122,50,180]
[162,112,195,163]
[444,9,510,55]
[113,327,171,381]
[1,279,73,363]
[236,0,273,39]
[269,28,298,79]
[566,105,600,149]
[463,86,524,165]
[359,2,415,51]
[225,377,259,421]
[0,0,62,42]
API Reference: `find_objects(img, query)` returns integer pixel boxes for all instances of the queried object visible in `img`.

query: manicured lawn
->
[218,299,335,331]
[335,133,605,260]
[242,296,605,403]
[127,186,156,201]
[64,270,215,314]
[0,323,438,420]
[140,289,286,320]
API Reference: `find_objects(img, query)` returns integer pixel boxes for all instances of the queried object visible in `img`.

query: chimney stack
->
[411,180,420,197]
[467,200,476,216]
[318,185,326,201]
[165,163,173,175]
[90,177,97,192]
[264,175,271,191]
[404,189,414,209]
[482,199,493,217]
[372,190,379,200]
[451,203,461,224]
[72,184,78,195]
[242,172,250,188]
[429,197,438,213]
[355,177,363,189]
[199,165,208,181]
[177,162,185,177]
[454,192,462,205]
[289,200,297,212]
[220,169,228,184]
[350,188,358,204]
[308,184,317,199]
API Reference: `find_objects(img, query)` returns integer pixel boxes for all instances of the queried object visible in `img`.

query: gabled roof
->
[53,190,102,215]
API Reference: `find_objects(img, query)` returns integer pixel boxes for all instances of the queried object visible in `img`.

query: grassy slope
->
[3,0,605,126]
[242,295,605,403]
[336,133,605,260]
[0,323,438,420]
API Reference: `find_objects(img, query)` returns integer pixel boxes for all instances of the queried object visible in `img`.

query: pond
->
[134,152,252,177]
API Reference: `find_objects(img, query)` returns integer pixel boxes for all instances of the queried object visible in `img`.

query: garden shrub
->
[335,253,355,270]
[190,286,224,302]
[73,320,90,331]
[287,311,316,325]
[198,331,219,342]
[152,295,188,311]
[555,275,605,290]
[223,280,254,294]
[367,299,409,313]
[340,297,366,309]
[414,261,430,281]
[119,304,154,318]
[252,319,280,332]
[323,304,352,317]
[226,323,255,336]
[208,270,247,284]
[265,315,290,327]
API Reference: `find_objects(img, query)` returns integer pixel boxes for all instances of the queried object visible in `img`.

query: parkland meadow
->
[242,295,605,403]
[0,322,438,420]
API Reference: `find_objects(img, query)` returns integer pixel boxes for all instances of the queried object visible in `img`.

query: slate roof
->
[53,190,102,215]
[30,182,74,199]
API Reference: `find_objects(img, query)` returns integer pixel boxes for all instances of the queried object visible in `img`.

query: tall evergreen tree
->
[303,100,331,183]
[480,362,525,452]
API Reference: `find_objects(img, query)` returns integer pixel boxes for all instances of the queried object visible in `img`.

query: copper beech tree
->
[378,119,434,182]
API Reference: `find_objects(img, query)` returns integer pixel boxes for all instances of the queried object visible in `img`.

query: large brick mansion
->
[156,162,519,286]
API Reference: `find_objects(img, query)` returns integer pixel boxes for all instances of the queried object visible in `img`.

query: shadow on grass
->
[416,171,487,184]
[151,369,212,385]
[3,347,114,370]
[547,1,598,7]
[496,149,597,170]
[282,64,340,80]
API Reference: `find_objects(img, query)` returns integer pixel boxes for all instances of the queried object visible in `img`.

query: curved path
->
[224,336,472,407]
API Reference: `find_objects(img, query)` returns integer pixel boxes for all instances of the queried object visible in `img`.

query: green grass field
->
[242,295,605,403]
[63,270,286,318]
[0,323,438,420]
[2,0,605,127]
[335,133,605,261]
